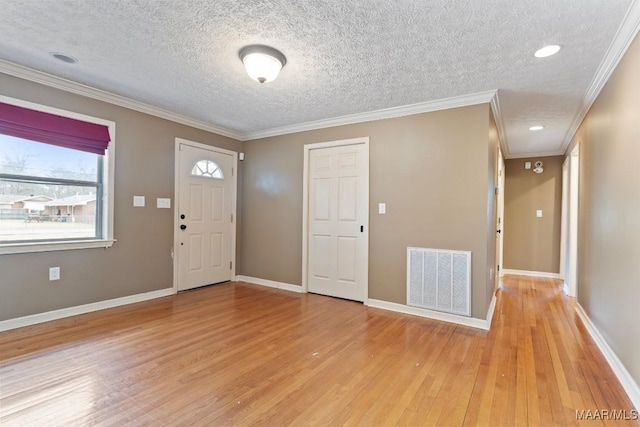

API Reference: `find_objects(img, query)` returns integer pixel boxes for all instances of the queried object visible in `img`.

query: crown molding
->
[560,0,640,154]
[0,60,244,141]
[243,90,497,141]
[0,59,502,144]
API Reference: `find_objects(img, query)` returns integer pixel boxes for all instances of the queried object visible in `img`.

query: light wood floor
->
[0,276,637,426]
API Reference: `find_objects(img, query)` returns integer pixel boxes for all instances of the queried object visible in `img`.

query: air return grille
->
[407,247,471,317]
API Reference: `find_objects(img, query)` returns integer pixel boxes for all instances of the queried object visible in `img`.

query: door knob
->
[496,229,501,233]
[180,224,187,230]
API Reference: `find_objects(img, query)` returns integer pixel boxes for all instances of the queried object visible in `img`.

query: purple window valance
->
[0,102,111,155]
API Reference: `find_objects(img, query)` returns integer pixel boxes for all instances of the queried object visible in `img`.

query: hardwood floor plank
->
[1,278,637,426]
[514,322,529,423]
[434,328,486,426]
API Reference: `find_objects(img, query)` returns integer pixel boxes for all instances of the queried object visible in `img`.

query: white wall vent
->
[407,247,471,317]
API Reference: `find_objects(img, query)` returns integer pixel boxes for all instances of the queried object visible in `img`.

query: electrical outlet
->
[49,267,60,281]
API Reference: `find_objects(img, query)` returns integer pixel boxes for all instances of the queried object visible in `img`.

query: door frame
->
[173,138,238,292]
[496,147,505,285]
[560,156,569,294]
[567,143,580,298]
[301,137,370,297]
[560,142,580,297]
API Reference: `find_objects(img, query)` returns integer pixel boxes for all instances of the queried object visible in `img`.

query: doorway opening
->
[560,143,580,297]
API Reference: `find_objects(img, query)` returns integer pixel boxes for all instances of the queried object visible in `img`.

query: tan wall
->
[503,155,563,273]
[569,35,640,385]
[240,104,495,319]
[0,73,242,321]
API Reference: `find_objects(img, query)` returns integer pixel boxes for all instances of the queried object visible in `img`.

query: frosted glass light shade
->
[242,53,283,83]
[239,45,286,84]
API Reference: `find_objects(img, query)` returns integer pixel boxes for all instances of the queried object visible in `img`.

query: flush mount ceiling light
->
[529,125,545,131]
[534,45,562,58]
[50,52,78,64]
[239,45,286,84]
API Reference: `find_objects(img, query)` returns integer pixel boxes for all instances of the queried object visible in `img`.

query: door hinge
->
[230,261,233,270]
[232,167,234,176]
[231,214,233,223]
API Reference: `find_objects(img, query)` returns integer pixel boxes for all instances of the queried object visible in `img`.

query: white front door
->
[176,141,235,291]
[307,141,369,302]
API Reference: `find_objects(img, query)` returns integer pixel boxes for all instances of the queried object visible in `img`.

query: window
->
[191,160,223,179]
[0,96,115,254]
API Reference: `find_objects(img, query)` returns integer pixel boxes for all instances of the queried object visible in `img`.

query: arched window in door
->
[191,160,223,179]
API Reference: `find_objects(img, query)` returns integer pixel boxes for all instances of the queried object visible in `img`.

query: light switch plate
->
[49,267,60,281]
[379,203,386,214]
[536,210,543,217]
[157,198,171,209]
[525,162,532,170]
[133,196,145,207]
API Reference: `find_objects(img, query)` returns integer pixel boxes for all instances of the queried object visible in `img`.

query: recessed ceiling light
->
[529,125,545,131]
[534,45,562,58]
[50,52,78,64]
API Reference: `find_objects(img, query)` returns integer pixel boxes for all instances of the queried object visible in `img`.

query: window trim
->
[0,95,116,254]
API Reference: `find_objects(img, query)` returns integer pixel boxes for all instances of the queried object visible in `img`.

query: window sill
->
[0,239,116,255]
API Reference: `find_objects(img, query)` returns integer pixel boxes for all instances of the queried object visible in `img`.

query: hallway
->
[468,275,637,425]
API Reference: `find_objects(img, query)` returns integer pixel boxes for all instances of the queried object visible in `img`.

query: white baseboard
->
[485,294,497,329]
[235,276,497,330]
[502,269,561,279]
[366,296,496,331]
[235,275,303,293]
[0,288,175,332]
[563,282,570,296]
[576,304,640,410]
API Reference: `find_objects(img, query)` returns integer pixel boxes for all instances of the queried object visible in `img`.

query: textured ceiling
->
[0,0,636,157]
